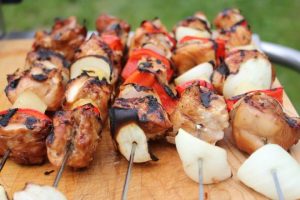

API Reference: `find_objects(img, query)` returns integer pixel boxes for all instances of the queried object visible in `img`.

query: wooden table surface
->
[0,39,299,200]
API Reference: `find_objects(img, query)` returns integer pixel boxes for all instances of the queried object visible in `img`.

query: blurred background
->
[2,0,300,112]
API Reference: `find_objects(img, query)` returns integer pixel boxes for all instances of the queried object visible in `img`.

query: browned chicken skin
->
[0,108,52,165]
[214,8,245,30]
[46,104,102,168]
[168,83,229,144]
[33,16,87,61]
[172,38,217,74]
[63,74,112,122]
[174,12,211,33]
[5,66,65,111]
[231,92,300,154]
[111,84,172,140]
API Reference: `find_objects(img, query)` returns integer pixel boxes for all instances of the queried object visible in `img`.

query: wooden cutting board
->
[0,39,299,200]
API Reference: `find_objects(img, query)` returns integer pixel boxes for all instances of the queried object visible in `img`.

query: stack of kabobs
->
[0,8,299,200]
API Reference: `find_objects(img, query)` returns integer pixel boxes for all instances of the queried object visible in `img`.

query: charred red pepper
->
[176,80,214,96]
[101,34,123,51]
[226,87,284,111]
[122,48,173,81]
[124,70,177,113]
[0,108,51,121]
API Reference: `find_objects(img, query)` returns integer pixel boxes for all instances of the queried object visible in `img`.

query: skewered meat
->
[47,104,101,168]
[0,108,52,165]
[63,74,111,122]
[34,16,87,61]
[231,92,300,154]
[5,65,65,111]
[214,8,245,30]
[212,49,275,98]
[171,38,217,75]
[14,183,67,200]
[175,129,231,184]
[174,12,211,42]
[168,83,229,144]
[118,83,161,101]
[96,14,131,48]
[26,48,70,84]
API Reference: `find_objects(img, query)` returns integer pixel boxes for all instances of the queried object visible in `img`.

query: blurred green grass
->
[3,0,300,112]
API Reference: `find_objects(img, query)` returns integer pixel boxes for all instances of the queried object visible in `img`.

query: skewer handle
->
[121,142,137,200]
[53,147,71,188]
[0,150,10,172]
[198,158,204,200]
[271,169,284,200]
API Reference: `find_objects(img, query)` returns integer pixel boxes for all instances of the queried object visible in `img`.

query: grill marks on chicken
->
[47,104,101,168]
[231,92,300,154]
[0,109,52,165]
[34,16,87,61]
[5,66,65,111]
[168,84,229,144]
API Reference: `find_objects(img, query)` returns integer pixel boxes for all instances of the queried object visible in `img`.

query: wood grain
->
[0,39,299,200]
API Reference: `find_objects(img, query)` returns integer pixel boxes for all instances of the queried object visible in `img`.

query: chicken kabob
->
[162,12,232,200]
[0,16,86,199]
[0,16,86,171]
[44,14,131,190]
[212,8,300,199]
[109,18,177,199]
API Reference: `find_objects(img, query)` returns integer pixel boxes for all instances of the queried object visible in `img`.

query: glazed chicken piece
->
[26,48,70,84]
[0,108,52,165]
[63,74,112,122]
[212,49,275,98]
[96,14,131,48]
[111,85,172,140]
[171,38,217,74]
[33,16,87,61]
[5,65,65,111]
[174,12,212,42]
[231,92,300,154]
[47,104,102,168]
[167,83,229,144]
[214,8,246,30]
[129,19,175,58]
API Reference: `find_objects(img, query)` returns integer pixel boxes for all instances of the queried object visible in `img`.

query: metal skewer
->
[121,142,137,200]
[53,145,71,188]
[198,158,204,200]
[271,169,284,200]
[0,150,10,172]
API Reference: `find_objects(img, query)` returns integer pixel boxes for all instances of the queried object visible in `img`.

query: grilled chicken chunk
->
[129,19,175,58]
[212,49,275,98]
[168,83,229,144]
[171,38,217,74]
[5,66,65,111]
[214,8,246,30]
[231,92,300,154]
[96,14,131,48]
[47,104,102,168]
[0,108,52,165]
[63,74,112,122]
[26,48,70,84]
[118,83,161,101]
[34,16,87,61]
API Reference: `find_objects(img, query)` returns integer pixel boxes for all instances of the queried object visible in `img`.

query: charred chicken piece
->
[0,108,52,165]
[171,38,217,74]
[47,104,102,168]
[231,92,300,154]
[168,83,229,144]
[174,12,212,42]
[129,19,175,58]
[5,66,65,111]
[26,48,70,84]
[214,8,246,30]
[96,14,131,48]
[118,83,161,101]
[63,74,111,122]
[212,49,275,98]
[33,16,87,61]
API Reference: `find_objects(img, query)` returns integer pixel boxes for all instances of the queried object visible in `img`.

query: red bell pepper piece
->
[122,48,173,81]
[226,87,284,111]
[101,34,123,51]
[0,108,50,121]
[176,80,214,96]
[124,70,177,114]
